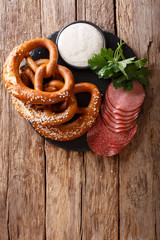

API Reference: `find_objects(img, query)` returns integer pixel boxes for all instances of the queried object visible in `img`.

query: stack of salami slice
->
[87,81,145,156]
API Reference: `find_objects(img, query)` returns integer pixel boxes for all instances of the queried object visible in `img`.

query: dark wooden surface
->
[0,0,159,239]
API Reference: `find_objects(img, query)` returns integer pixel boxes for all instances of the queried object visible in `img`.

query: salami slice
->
[107,81,145,112]
[87,115,137,156]
[103,119,137,133]
[95,146,124,157]
[102,112,136,131]
[103,103,140,121]
[101,104,138,124]
[105,95,141,116]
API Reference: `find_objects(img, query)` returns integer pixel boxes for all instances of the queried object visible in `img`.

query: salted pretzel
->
[20,59,63,89]
[13,82,101,141]
[20,63,101,129]
[15,58,77,126]
[12,78,78,126]
[3,38,75,104]
[3,38,101,141]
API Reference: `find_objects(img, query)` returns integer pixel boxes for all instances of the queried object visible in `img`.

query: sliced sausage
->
[103,103,140,121]
[107,81,145,112]
[102,112,136,131]
[101,104,139,124]
[104,95,141,116]
[87,115,137,156]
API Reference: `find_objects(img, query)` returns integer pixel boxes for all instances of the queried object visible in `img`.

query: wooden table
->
[1,0,160,239]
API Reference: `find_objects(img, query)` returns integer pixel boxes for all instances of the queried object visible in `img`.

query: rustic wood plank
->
[81,153,118,240]
[1,1,158,240]
[45,144,83,239]
[0,0,45,239]
[41,0,76,35]
[117,0,160,239]
[40,1,83,239]
[77,1,119,239]
[77,0,115,33]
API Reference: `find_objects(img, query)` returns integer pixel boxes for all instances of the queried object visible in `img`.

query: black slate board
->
[29,31,136,152]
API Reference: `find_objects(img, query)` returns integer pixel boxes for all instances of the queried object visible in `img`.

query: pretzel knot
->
[3,38,102,141]
[13,81,101,141]
[3,38,75,104]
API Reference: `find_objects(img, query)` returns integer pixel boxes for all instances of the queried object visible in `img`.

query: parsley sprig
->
[88,39,150,91]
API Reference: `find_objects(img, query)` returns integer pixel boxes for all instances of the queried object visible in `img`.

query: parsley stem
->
[114,40,126,61]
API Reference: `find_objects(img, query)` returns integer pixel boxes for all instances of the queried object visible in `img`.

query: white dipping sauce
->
[57,23,104,67]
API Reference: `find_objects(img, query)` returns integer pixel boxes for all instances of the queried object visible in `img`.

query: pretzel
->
[19,59,78,125]
[43,80,68,114]
[20,59,63,90]
[3,38,75,104]
[12,93,77,126]
[12,82,101,141]
[20,59,68,114]
[17,65,77,126]
[4,38,101,141]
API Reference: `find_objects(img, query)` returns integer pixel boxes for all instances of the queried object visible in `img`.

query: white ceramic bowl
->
[56,20,106,69]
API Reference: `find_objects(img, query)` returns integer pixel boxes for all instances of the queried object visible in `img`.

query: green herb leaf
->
[134,58,148,68]
[113,79,122,89]
[136,67,150,85]
[115,75,127,83]
[88,53,106,73]
[101,48,114,61]
[122,80,133,92]
[88,39,150,91]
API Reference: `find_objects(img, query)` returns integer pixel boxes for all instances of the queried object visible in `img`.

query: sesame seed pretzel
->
[12,91,78,127]
[34,82,101,141]
[13,82,101,141]
[3,38,75,104]
[17,61,78,126]
[20,59,70,116]
[3,38,101,141]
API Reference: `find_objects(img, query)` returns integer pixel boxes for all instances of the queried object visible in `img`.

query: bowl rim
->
[56,20,106,70]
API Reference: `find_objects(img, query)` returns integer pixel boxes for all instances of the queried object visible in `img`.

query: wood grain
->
[77,1,119,239]
[40,1,83,239]
[45,144,83,240]
[117,0,160,239]
[77,0,115,33]
[1,0,160,239]
[81,153,118,240]
[0,0,45,239]
[41,0,76,36]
